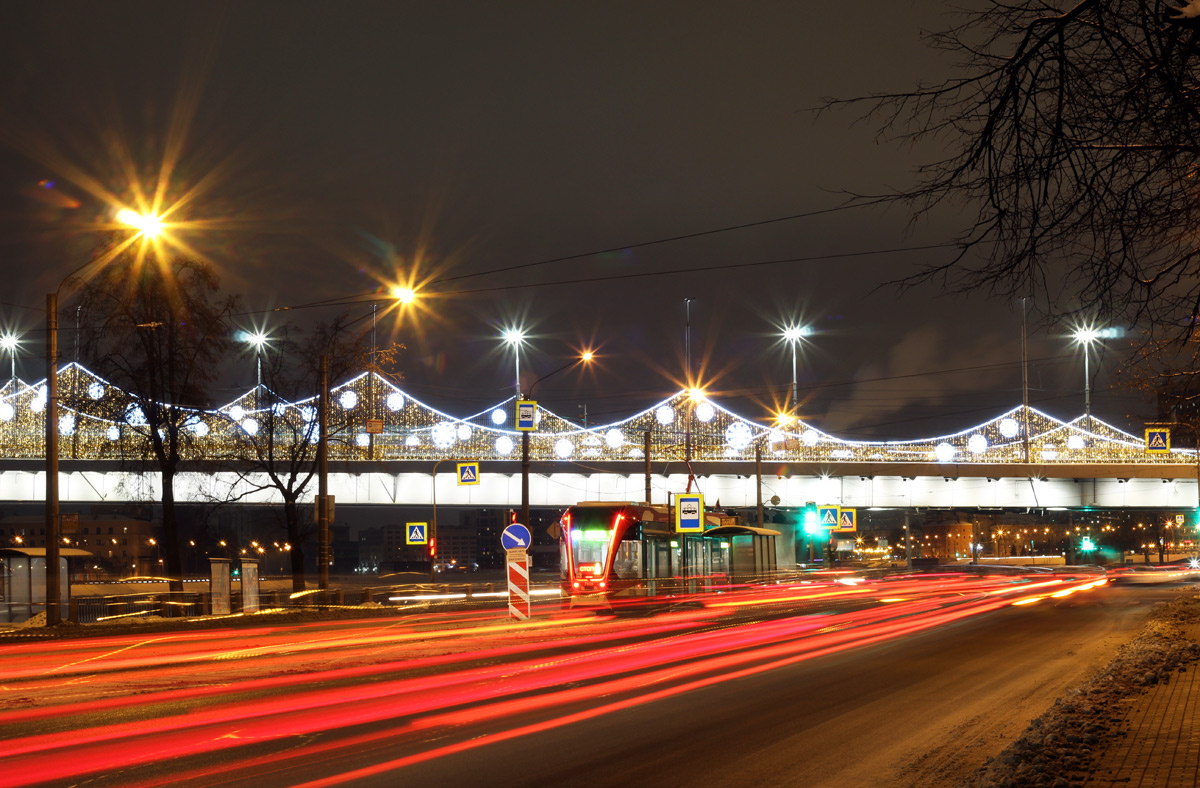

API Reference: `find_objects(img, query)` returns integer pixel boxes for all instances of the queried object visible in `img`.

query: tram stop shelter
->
[0,547,90,623]
[700,524,781,581]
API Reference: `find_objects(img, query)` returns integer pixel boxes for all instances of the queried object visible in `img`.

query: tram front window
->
[570,528,610,575]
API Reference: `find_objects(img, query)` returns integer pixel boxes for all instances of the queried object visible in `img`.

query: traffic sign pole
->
[507,548,530,620]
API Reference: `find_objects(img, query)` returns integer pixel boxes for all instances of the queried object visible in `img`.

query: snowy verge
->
[973,592,1200,788]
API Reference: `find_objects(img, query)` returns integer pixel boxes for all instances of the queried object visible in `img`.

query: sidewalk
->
[1081,621,1200,788]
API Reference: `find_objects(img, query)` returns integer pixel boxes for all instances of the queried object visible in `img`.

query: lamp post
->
[1072,327,1100,418]
[518,350,594,529]
[45,209,162,625]
[245,331,269,391]
[0,333,18,385]
[501,328,525,395]
[781,324,811,410]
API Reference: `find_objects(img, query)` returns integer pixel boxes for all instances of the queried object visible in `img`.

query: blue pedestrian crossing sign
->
[1145,428,1170,454]
[818,506,839,529]
[516,400,537,431]
[405,522,428,545]
[456,462,480,485]
[834,508,857,533]
[501,522,532,549]
[675,493,704,533]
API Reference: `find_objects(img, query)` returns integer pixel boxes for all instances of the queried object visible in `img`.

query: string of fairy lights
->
[0,363,1190,464]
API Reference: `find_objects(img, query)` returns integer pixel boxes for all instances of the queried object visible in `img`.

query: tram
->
[557,500,782,601]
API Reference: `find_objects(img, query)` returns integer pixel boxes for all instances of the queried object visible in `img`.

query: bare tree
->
[830,2,1200,357]
[220,315,402,591]
[72,256,237,592]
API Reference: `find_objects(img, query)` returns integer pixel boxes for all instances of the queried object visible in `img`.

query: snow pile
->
[974,594,1200,788]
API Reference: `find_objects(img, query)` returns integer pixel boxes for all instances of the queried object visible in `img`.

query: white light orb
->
[106,425,120,441]
[934,442,956,462]
[299,406,316,423]
[457,424,472,440]
[495,436,514,455]
[491,408,507,425]
[339,390,358,410]
[605,429,624,449]
[725,422,753,451]
[59,413,75,435]
[31,387,46,413]
[1067,435,1085,450]
[769,430,785,444]
[386,392,405,412]
[356,433,370,447]
[999,418,1019,438]
[802,430,819,446]
[0,402,12,422]
[967,434,988,454]
[241,418,259,436]
[229,405,245,422]
[655,406,675,426]
[87,382,106,400]
[272,403,288,417]
[554,438,574,458]
[191,420,210,437]
[431,422,455,448]
[695,402,715,422]
[1041,449,1059,460]
[405,434,421,446]
[126,405,146,427]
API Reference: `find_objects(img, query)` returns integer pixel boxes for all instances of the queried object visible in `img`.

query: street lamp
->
[1072,327,1100,417]
[781,324,811,409]
[501,328,526,395]
[244,330,270,390]
[0,332,19,384]
[45,208,163,624]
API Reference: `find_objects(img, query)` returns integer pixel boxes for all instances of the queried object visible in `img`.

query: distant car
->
[1109,563,1200,584]
[434,561,478,573]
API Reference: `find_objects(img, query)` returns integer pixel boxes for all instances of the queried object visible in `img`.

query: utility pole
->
[1021,298,1030,463]
[45,293,60,625]
[318,354,329,590]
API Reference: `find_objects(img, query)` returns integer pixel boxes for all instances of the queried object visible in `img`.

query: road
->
[0,572,1182,788]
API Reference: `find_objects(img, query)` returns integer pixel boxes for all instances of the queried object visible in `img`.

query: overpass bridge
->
[0,365,1195,511]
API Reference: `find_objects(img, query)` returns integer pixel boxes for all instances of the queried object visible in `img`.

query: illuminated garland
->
[0,363,1191,465]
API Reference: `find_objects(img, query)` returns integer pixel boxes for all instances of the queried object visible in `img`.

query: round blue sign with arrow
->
[502,523,532,549]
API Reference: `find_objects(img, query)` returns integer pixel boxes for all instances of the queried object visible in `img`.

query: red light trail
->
[0,571,1107,788]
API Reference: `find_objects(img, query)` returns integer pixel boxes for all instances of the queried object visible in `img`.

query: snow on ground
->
[973,592,1200,788]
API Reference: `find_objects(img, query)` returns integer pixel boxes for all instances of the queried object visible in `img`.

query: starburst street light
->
[44,207,170,625]
[1072,326,1102,417]
[0,333,19,383]
[243,330,270,389]
[501,328,527,395]
[114,208,165,238]
[781,324,812,409]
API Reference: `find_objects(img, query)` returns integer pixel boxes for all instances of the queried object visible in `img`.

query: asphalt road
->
[1,576,1185,788]
[309,586,1174,788]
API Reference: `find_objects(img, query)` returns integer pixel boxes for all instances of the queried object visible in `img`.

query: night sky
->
[0,2,1147,439]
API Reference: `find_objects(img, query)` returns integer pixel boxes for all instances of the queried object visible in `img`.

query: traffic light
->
[1080,536,1095,552]
[803,502,821,535]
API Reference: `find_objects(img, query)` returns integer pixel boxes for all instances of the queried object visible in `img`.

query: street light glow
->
[1073,327,1100,345]
[0,333,18,352]
[502,328,525,346]
[245,331,270,349]
[116,208,165,238]
[782,325,811,343]
[391,286,417,304]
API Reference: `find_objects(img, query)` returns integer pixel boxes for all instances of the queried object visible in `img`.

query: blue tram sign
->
[675,494,704,533]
